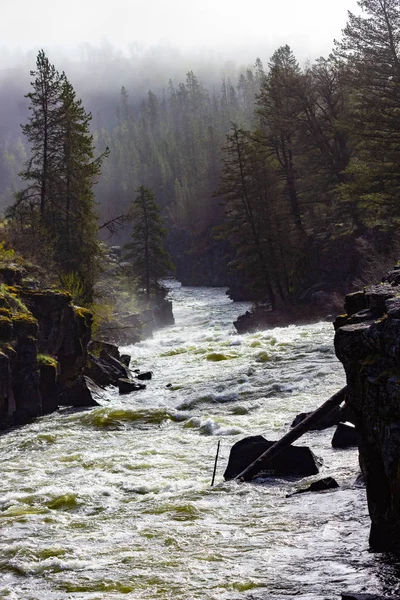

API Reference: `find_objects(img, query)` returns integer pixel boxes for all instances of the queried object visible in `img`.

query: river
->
[0,282,398,600]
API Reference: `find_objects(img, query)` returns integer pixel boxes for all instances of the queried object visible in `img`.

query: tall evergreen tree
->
[124,186,174,298]
[13,50,65,220]
[256,46,305,236]
[336,0,400,228]
[54,78,109,301]
[9,51,109,302]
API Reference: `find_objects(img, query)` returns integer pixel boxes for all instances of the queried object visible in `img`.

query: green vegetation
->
[37,353,58,368]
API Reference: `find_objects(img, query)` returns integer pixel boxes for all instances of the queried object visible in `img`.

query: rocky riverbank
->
[0,267,96,431]
[0,263,174,432]
[334,267,400,552]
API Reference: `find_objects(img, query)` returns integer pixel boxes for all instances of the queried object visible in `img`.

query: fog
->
[0,0,361,135]
[1,0,359,65]
[0,0,361,214]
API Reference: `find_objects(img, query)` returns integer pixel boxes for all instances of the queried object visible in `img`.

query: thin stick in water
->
[211,440,221,487]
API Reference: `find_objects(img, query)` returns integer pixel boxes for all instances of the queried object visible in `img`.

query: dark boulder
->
[223,435,320,481]
[84,376,109,402]
[84,352,129,387]
[84,354,119,387]
[88,339,120,361]
[118,378,146,395]
[344,291,367,316]
[332,422,358,448]
[59,376,99,407]
[136,371,152,381]
[287,477,339,497]
[120,354,131,367]
[100,352,129,379]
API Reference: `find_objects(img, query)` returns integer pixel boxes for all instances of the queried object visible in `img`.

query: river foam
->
[0,282,397,599]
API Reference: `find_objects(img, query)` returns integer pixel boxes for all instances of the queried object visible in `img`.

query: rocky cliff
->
[334,267,400,552]
[0,267,96,431]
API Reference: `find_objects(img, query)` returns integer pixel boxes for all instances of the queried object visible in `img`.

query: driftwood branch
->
[235,386,348,482]
[211,440,221,487]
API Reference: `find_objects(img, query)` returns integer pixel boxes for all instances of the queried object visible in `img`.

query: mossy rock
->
[0,307,11,318]
[12,313,38,338]
[37,353,58,369]
[0,316,13,342]
[75,306,93,321]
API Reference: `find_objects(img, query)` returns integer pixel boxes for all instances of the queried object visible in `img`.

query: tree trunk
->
[235,386,348,482]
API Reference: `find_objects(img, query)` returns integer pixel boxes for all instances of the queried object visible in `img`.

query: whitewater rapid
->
[0,282,398,599]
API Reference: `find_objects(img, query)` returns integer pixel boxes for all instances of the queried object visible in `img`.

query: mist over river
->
[1,282,399,600]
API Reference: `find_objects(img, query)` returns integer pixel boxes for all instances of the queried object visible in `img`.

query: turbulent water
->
[1,282,399,600]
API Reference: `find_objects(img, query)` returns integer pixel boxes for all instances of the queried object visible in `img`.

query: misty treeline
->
[2,0,400,309]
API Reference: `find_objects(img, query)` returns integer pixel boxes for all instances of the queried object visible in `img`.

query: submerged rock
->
[224,435,320,481]
[136,371,152,381]
[118,378,146,395]
[287,477,339,497]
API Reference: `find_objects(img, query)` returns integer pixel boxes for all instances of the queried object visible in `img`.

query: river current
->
[1,282,399,600]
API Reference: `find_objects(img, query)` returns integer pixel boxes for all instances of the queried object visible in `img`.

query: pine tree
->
[13,50,65,221]
[336,0,400,228]
[216,124,293,308]
[256,46,305,236]
[54,78,109,301]
[124,186,173,298]
[9,51,109,302]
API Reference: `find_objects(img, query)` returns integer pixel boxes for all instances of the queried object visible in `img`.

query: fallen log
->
[235,386,347,482]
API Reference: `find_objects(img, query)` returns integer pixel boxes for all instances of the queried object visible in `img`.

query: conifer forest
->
[1,0,400,310]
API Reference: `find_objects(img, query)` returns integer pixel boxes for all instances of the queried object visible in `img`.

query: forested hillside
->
[1,0,399,312]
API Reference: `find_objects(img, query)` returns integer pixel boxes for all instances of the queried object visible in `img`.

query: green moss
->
[75,306,92,319]
[37,353,58,368]
[12,313,38,338]
[0,307,11,318]
[0,284,29,314]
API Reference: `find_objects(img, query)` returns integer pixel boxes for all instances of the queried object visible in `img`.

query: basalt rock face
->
[0,276,97,431]
[334,269,400,552]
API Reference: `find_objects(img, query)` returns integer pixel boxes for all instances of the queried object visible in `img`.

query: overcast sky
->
[1,0,359,62]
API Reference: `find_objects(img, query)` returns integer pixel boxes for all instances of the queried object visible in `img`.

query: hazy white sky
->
[1,0,359,59]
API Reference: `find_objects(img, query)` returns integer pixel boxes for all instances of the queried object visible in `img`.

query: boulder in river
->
[136,371,152,381]
[118,378,146,395]
[84,352,130,387]
[120,354,131,367]
[332,422,358,448]
[224,435,320,481]
[287,477,339,497]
